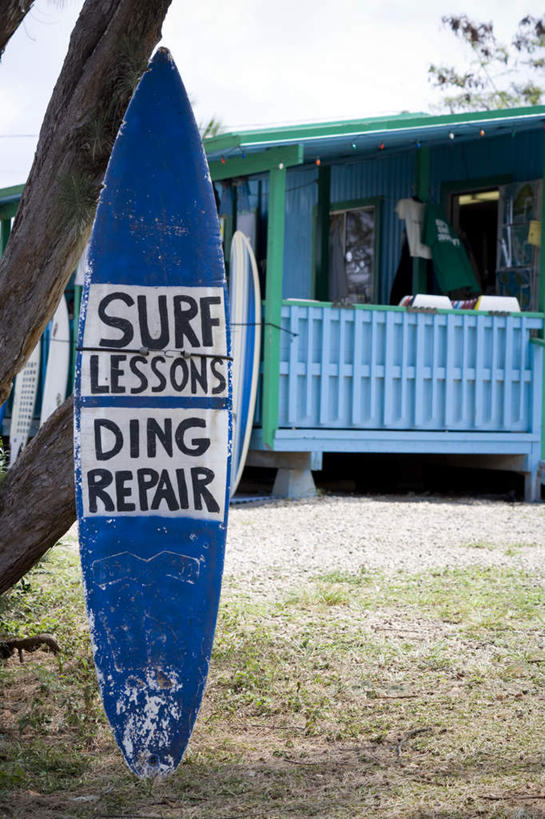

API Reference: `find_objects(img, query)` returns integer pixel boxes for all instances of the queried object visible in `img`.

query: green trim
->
[441,175,512,214]
[415,146,431,201]
[412,147,431,293]
[204,134,242,154]
[262,166,287,449]
[315,165,330,301]
[282,297,541,318]
[329,196,381,303]
[205,105,545,154]
[539,145,545,459]
[0,201,19,220]
[0,183,24,201]
[0,218,11,254]
[209,144,303,182]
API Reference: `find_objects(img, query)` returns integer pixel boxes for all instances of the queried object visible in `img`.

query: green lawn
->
[1,534,545,817]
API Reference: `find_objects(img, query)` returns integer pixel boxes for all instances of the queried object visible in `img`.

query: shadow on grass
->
[3,739,545,818]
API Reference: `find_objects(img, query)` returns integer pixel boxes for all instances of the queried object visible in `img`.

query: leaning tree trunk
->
[0,0,173,405]
[0,0,174,592]
[0,398,74,595]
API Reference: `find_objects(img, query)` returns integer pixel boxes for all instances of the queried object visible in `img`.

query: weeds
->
[1,528,545,816]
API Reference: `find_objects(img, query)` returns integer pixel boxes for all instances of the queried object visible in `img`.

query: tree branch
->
[0,1,36,59]
[0,0,174,593]
[0,0,173,404]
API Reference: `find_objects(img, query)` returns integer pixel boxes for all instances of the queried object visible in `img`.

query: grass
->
[1,534,545,816]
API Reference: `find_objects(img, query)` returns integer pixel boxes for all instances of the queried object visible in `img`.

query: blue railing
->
[277,302,544,434]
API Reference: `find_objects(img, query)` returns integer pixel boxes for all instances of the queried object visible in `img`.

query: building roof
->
[204,105,545,168]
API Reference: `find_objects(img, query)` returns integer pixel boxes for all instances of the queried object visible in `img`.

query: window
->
[329,204,377,303]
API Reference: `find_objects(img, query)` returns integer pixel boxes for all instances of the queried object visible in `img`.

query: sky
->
[0,0,543,187]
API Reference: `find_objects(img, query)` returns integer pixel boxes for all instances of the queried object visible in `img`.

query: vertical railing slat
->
[305,307,315,420]
[351,310,363,425]
[503,318,514,430]
[414,314,426,427]
[319,308,331,425]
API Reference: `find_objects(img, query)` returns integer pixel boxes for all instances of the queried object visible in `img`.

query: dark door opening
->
[451,189,499,295]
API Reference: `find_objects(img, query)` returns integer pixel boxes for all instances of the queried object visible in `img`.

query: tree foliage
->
[429,14,545,112]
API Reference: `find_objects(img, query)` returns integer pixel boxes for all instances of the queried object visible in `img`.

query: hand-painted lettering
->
[98,292,135,347]
[82,284,228,399]
[81,407,227,520]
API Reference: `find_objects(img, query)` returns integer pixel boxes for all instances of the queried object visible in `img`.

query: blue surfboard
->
[74,49,231,778]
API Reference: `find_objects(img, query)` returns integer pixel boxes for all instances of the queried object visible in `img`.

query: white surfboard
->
[9,341,41,466]
[40,294,70,425]
[229,231,261,497]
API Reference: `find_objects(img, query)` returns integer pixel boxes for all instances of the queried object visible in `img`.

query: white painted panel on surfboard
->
[9,341,41,466]
[40,294,70,425]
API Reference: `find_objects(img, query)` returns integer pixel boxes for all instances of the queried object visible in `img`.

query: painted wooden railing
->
[276,302,544,433]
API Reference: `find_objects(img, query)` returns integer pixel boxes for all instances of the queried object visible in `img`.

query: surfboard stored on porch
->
[229,230,261,497]
[73,48,231,778]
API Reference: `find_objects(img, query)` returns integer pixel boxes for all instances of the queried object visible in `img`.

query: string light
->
[448,132,455,140]
[220,156,226,164]
[379,142,385,151]
[352,142,357,150]
[479,128,485,137]
[315,158,321,166]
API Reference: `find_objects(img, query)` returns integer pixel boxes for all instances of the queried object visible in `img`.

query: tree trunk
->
[0,397,75,594]
[0,0,173,405]
[0,0,174,593]
[0,1,35,58]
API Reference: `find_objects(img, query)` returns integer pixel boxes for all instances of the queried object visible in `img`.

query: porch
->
[251,301,544,500]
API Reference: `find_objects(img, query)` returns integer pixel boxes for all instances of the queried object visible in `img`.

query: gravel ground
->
[224,494,545,597]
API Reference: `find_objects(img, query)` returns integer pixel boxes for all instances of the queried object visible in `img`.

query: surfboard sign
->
[40,294,70,425]
[229,231,261,497]
[9,340,41,466]
[73,49,231,778]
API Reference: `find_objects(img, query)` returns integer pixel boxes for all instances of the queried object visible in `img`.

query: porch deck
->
[251,302,544,499]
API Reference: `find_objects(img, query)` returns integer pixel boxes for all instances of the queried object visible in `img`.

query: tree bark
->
[0,0,174,593]
[0,397,75,595]
[0,0,173,405]
[0,1,35,58]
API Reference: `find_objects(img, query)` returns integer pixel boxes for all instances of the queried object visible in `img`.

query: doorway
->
[450,188,499,295]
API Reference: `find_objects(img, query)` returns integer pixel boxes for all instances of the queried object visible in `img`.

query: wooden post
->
[315,164,331,301]
[262,165,286,449]
[412,147,430,294]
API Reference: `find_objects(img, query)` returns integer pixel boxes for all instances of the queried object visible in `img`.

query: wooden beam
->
[261,165,287,449]
[209,144,303,182]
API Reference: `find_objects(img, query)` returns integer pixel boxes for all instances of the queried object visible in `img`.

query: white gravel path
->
[224,495,545,597]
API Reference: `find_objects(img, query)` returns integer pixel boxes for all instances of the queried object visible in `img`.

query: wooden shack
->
[205,106,545,499]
